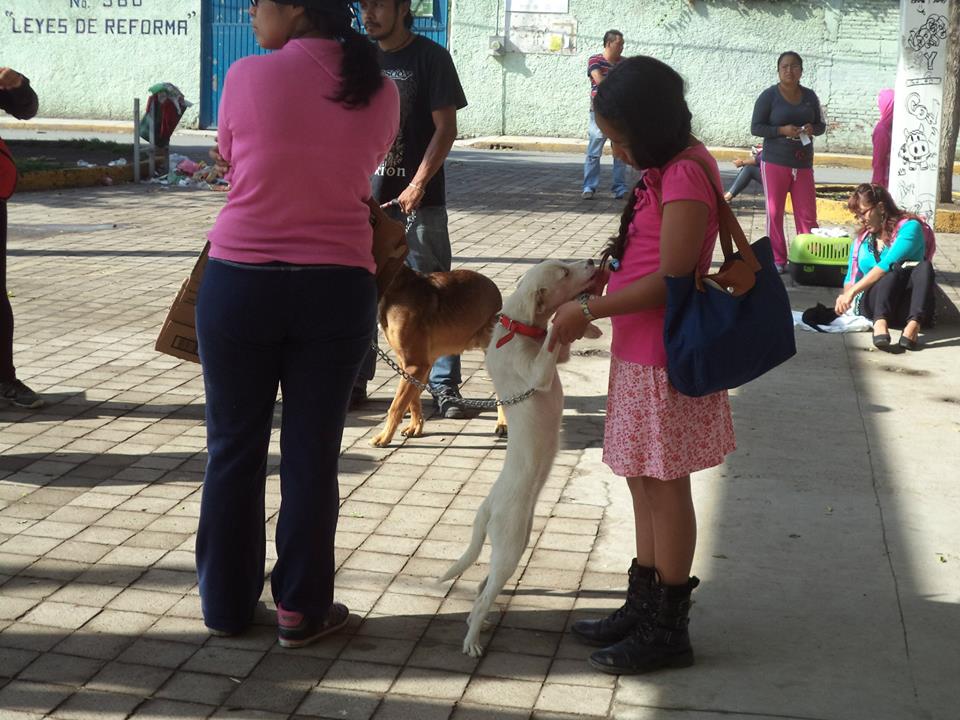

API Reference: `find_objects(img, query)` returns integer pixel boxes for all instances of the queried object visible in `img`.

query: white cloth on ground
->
[810,226,850,238]
[792,310,872,333]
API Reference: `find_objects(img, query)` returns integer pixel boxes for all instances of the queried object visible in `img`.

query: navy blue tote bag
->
[663,156,796,397]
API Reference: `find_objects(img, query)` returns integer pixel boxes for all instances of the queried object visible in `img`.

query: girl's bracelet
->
[577,293,596,322]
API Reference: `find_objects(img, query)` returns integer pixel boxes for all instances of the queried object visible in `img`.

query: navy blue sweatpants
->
[195,258,376,633]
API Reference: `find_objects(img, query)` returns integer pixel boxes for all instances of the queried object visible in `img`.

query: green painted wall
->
[451,0,902,154]
[1,0,202,127]
[2,0,906,150]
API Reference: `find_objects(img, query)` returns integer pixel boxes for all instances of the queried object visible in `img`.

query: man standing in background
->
[355,0,475,419]
[582,30,627,200]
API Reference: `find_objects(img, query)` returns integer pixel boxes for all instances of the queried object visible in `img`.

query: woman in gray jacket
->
[751,51,825,273]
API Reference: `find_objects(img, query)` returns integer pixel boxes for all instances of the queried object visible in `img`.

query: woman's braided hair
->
[593,56,692,269]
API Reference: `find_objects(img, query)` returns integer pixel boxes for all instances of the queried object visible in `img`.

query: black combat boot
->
[571,560,657,647]
[588,576,700,675]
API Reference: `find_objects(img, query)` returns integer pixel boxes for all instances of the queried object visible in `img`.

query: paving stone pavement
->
[1,150,959,720]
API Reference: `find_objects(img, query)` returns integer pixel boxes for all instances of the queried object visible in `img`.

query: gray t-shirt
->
[751,85,825,169]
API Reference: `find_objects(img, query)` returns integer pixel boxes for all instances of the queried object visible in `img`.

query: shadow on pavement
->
[0,600,628,717]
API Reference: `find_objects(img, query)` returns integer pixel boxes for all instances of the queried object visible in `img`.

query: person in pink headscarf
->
[871,89,894,188]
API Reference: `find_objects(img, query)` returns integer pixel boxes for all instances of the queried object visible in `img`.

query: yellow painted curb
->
[459,138,960,172]
[17,162,152,193]
[785,185,960,233]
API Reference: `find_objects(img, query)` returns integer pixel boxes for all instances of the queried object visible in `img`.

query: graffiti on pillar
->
[897,127,934,173]
[896,180,936,220]
[905,13,948,75]
[889,0,948,223]
[905,92,940,136]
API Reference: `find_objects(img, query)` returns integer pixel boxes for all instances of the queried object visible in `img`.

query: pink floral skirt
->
[603,357,736,481]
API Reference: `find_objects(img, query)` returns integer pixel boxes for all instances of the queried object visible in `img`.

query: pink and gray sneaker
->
[277,602,350,649]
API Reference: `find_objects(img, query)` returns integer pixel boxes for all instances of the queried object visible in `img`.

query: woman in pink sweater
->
[195,0,399,649]
[871,89,894,188]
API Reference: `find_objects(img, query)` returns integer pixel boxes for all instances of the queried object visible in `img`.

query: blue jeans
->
[357,204,461,390]
[726,164,763,199]
[583,110,627,196]
[196,259,376,632]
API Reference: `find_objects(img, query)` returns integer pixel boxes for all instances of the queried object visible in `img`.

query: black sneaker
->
[0,379,44,409]
[277,602,350,649]
[433,387,481,420]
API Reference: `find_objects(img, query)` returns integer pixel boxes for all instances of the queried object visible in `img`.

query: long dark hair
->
[593,55,692,268]
[301,2,384,108]
[847,182,912,246]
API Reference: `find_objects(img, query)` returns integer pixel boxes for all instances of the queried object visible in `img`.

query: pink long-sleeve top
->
[871,89,894,188]
[208,38,400,270]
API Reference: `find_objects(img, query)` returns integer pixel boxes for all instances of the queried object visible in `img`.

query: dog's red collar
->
[496,314,548,348]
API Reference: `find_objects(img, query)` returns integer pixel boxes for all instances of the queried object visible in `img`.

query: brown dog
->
[367,201,502,447]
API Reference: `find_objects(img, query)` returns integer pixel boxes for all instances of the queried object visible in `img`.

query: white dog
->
[439,258,601,657]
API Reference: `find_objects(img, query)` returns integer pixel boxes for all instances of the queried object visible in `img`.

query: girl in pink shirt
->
[195,0,399,649]
[551,56,735,676]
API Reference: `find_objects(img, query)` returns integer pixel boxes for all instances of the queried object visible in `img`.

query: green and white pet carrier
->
[787,233,850,287]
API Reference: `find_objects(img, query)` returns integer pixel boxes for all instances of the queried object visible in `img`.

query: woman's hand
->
[733,157,745,168]
[834,290,854,315]
[209,144,230,176]
[779,124,802,139]
[548,300,589,351]
[0,68,24,90]
[802,123,814,136]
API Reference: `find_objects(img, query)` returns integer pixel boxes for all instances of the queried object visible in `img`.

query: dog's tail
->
[438,498,490,583]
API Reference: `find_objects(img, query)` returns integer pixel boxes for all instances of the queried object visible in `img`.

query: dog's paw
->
[494,423,508,438]
[401,420,424,438]
[583,322,603,339]
[370,433,392,448]
[463,639,485,658]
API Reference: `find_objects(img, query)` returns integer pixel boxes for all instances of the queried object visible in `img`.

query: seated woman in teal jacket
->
[835,183,935,351]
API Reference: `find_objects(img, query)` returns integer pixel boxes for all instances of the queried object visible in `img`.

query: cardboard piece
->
[155,242,209,364]
[154,202,399,364]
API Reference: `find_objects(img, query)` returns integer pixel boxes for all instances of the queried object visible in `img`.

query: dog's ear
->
[534,287,549,316]
[512,278,545,322]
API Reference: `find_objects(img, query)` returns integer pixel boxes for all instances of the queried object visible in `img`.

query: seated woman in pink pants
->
[751,51,825,273]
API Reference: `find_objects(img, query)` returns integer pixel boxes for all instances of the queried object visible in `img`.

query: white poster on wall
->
[507,13,577,55]
[506,0,577,55]
[888,0,950,222]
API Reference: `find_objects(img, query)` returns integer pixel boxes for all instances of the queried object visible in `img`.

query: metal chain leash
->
[370,343,535,409]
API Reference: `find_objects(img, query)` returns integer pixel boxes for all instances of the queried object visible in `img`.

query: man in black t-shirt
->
[355,0,474,419]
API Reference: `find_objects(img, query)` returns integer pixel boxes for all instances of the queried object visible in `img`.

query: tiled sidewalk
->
[2,152,958,720]
[0,156,643,720]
